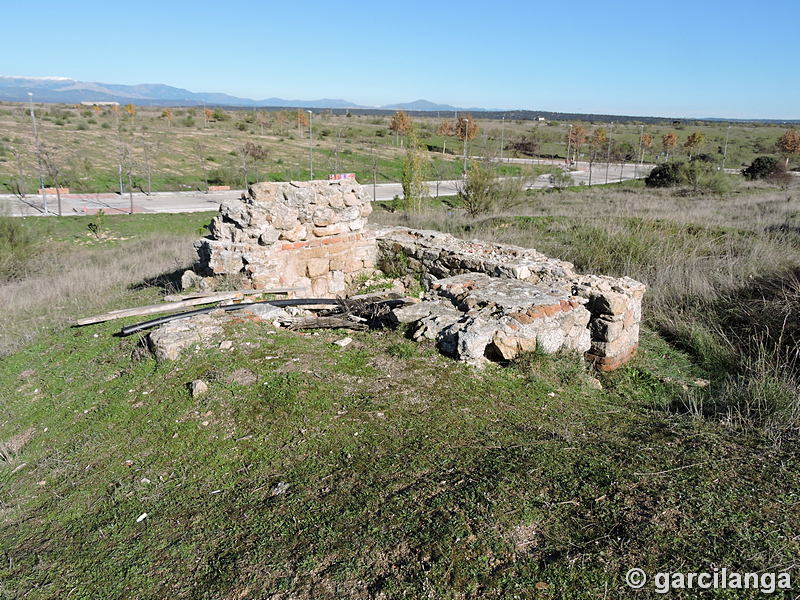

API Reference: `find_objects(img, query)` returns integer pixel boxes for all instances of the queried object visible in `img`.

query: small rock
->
[189,379,208,398]
[180,269,203,291]
[587,376,603,390]
[227,368,258,386]
[219,340,233,351]
[333,337,353,348]
[271,481,290,496]
[136,513,148,523]
[694,378,710,388]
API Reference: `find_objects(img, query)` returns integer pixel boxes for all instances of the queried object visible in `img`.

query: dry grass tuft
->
[0,235,194,355]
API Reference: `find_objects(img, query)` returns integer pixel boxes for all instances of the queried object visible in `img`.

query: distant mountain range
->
[0,76,482,111]
[3,76,797,123]
[378,99,486,112]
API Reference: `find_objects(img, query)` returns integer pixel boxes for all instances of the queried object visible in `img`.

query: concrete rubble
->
[152,180,645,370]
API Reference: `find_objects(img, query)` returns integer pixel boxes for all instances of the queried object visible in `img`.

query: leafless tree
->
[239,142,268,188]
[3,145,29,199]
[38,144,64,216]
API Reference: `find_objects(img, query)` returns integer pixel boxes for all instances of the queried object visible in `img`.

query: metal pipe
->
[118,298,337,336]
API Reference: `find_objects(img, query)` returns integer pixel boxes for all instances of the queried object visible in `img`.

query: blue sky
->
[3,0,798,119]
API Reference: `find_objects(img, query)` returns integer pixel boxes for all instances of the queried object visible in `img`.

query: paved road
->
[0,161,650,217]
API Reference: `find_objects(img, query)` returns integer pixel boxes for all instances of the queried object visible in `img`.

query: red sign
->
[328,173,355,181]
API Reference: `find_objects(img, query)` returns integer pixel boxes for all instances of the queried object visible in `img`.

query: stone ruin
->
[376,227,645,370]
[172,179,645,370]
[195,180,376,296]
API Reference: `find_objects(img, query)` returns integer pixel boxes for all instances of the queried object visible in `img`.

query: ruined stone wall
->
[195,180,376,296]
[376,227,645,370]
[192,184,644,370]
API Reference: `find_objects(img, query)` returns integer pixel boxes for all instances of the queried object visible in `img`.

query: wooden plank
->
[74,293,245,326]
[162,287,302,302]
[284,317,368,331]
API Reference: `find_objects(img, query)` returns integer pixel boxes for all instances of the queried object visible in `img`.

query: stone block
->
[306,258,330,278]
[313,223,350,237]
[311,277,329,296]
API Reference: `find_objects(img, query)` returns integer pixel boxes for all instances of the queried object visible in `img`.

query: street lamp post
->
[462,119,469,176]
[500,116,505,161]
[307,110,313,180]
[605,122,613,184]
[566,124,573,166]
[28,93,48,214]
[635,124,644,179]
[721,125,731,171]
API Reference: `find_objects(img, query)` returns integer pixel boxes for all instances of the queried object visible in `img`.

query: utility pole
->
[636,124,644,179]
[28,93,48,214]
[307,110,313,180]
[605,122,613,184]
[721,125,731,171]
[372,144,377,202]
[566,124,573,166]
[500,116,505,161]
[462,118,469,176]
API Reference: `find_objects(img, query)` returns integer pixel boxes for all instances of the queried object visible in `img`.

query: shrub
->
[549,170,573,190]
[742,156,783,180]
[458,160,499,217]
[646,160,732,194]
[645,162,683,187]
[400,127,428,212]
[679,161,731,194]
[0,217,36,280]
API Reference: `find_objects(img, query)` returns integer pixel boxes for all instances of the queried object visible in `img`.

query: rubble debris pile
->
[391,273,592,364]
[377,227,644,370]
[194,180,376,296]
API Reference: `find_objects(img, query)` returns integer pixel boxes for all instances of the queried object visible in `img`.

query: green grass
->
[4,211,214,250]
[1,317,798,598]
[2,198,800,598]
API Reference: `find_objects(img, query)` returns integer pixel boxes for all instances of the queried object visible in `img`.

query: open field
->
[1,173,799,597]
[0,101,796,197]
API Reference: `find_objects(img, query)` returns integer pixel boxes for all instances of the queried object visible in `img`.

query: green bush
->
[0,217,37,280]
[458,160,498,217]
[549,170,574,190]
[645,160,731,194]
[742,156,782,180]
[645,162,683,187]
[680,161,731,194]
